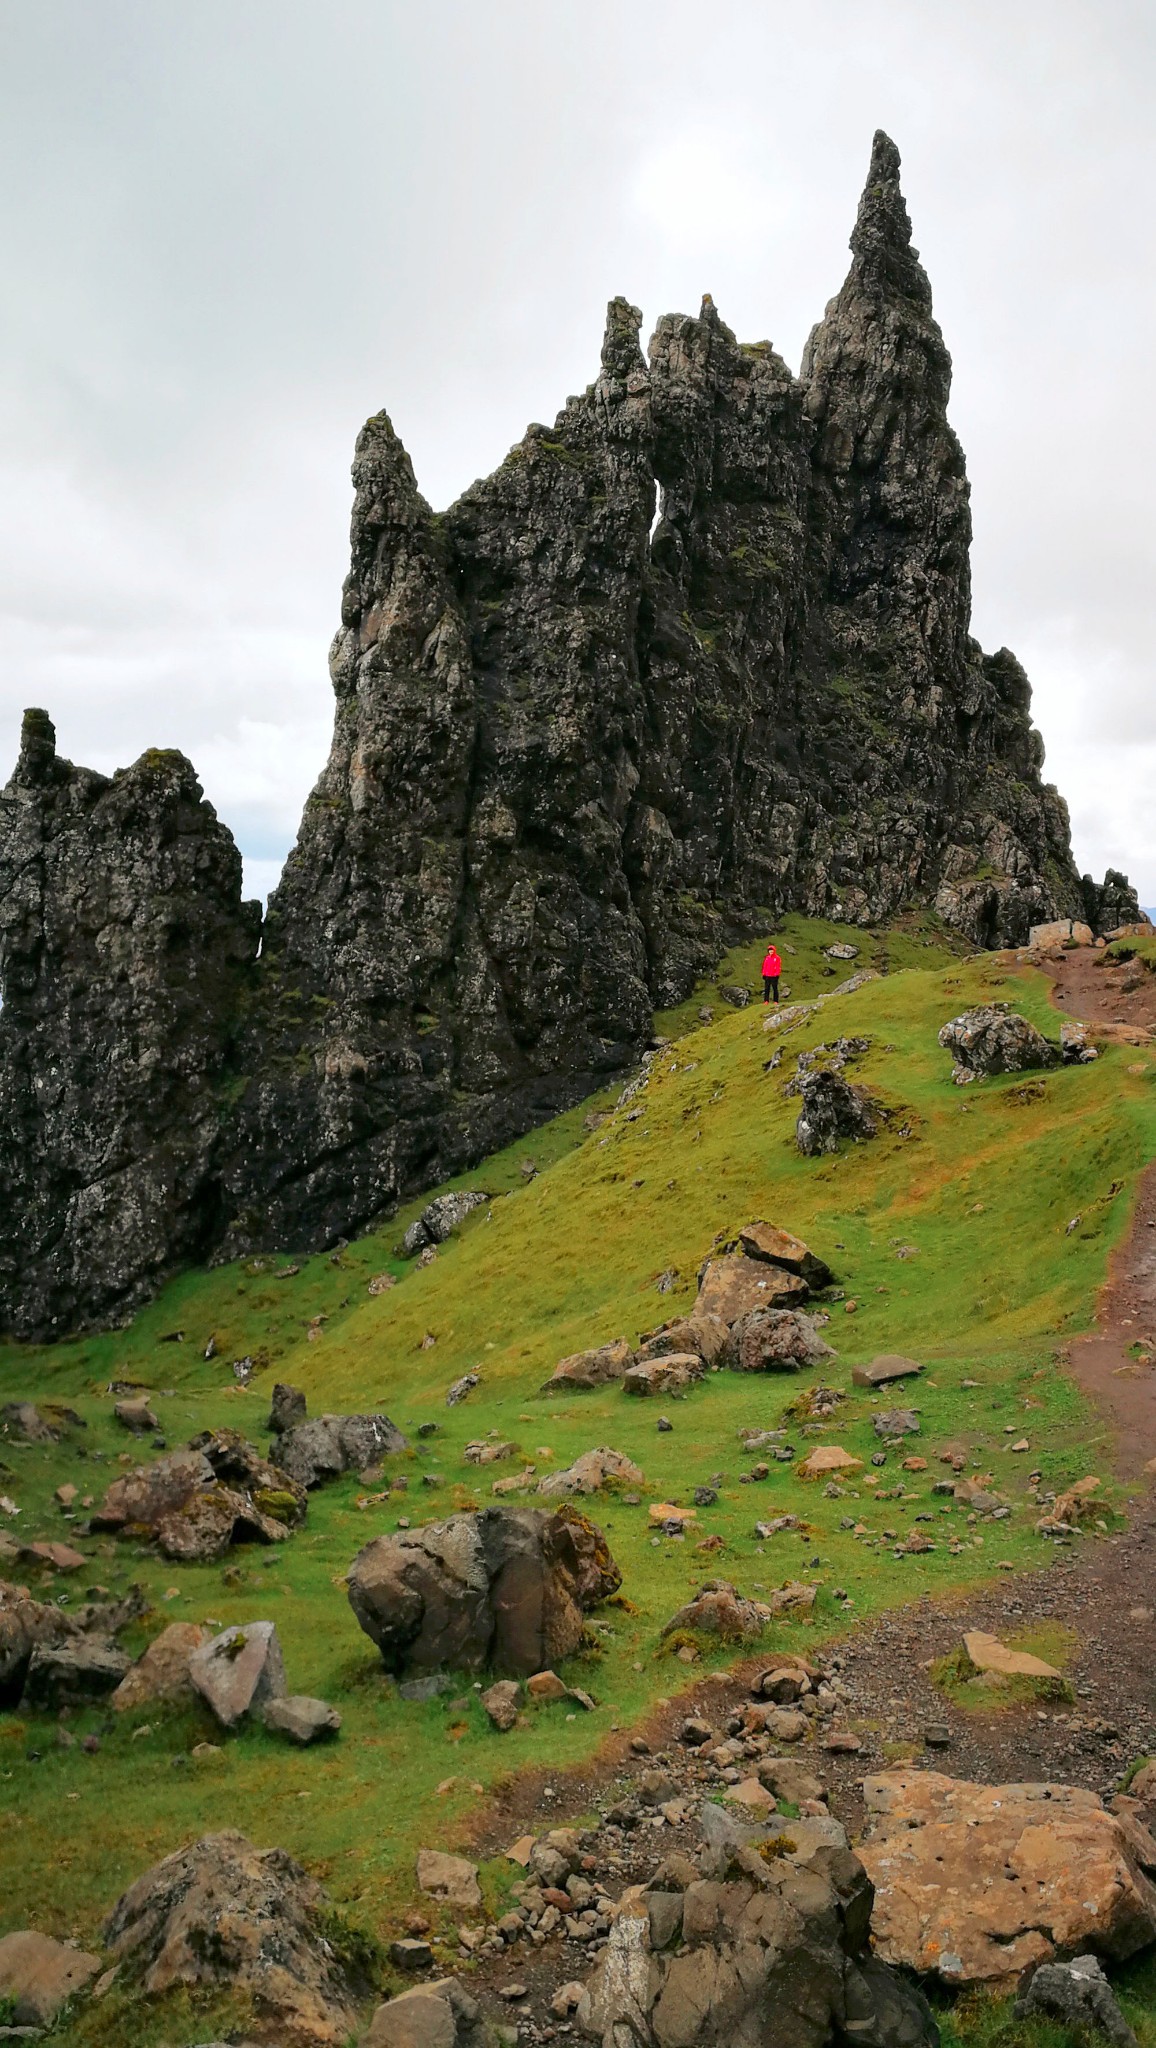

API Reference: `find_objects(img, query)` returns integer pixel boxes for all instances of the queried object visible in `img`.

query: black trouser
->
[763,975,779,1003]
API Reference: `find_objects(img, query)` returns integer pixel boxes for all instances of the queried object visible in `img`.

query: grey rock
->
[420,1191,488,1243]
[874,1410,920,1437]
[268,1382,307,1434]
[103,1830,365,2038]
[796,1070,881,1156]
[274,1412,408,1488]
[480,1679,521,1731]
[20,1639,130,1711]
[938,1005,1061,1085]
[188,1621,287,1729]
[261,1694,341,1744]
[1015,1956,1137,2047]
[398,1673,453,1702]
[725,1307,834,1373]
[365,1977,490,2048]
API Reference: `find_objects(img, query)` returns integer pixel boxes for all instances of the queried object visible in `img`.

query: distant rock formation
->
[0,132,1138,1336]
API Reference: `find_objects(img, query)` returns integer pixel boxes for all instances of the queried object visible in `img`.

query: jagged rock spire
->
[848,129,933,309]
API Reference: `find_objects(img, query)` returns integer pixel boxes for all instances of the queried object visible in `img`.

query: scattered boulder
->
[575,1831,937,2048]
[92,1435,306,1562]
[1015,1955,1137,2047]
[799,1445,863,1480]
[874,1409,920,1438]
[115,1395,159,1433]
[635,1314,730,1368]
[758,1758,826,1804]
[445,1373,480,1407]
[112,1622,210,1712]
[695,1255,808,1324]
[1060,1019,1099,1065]
[347,1505,620,1678]
[481,1679,522,1731]
[796,1070,881,1155]
[0,1578,79,1700]
[959,1631,1062,1684]
[725,1307,834,1373]
[103,1830,366,2042]
[0,1930,101,2027]
[538,1447,643,1496]
[416,1850,481,1911]
[18,1539,86,1571]
[1052,1475,1103,1524]
[737,1222,834,1288]
[21,1638,131,1711]
[403,1192,488,1256]
[860,1770,1156,1984]
[262,1695,342,1745]
[660,1582,773,1643]
[1028,918,1094,949]
[541,1339,633,1393]
[938,1006,1061,1085]
[622,1355,704,1397]
[464,1440,516,1465]
[274,1413,408,1489]
[365,1978,491,2048]
[189,1621,287,1729]
[853,1355,923,1389]
[269,1382,308,1434]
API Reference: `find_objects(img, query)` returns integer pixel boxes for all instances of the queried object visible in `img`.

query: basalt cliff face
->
[0,133,1138,1336]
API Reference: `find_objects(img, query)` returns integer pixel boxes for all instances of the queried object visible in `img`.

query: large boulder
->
[859,1770,1156,1985]
[575,1828,937,2048]
[274,1413,409,1489]
[0,1930,102,2027]
[347,1504,620,1679]
[103,1830,369,2044]
[796,1070,881,1155]
[938,1006,1061,1085]
[725,1308,834,1373]
[541,1338,634,1393]
[538,1447,644,1497]
[0,1577,81,1702]
[695,1256,808,1324]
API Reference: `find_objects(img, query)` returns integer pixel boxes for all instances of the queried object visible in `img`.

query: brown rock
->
[416,1850,481,1911]
[661,1581,772,1643]
[648,1502,696,1526]
[115,1396,159,1433]
[694,1254,809,1325]
[112,1622,210,1712]
[737,1222,833,1288]
[622,1354,704,1396]
[55,1482,78,1508]
[541,1338,634,1393]
[0,1930,102,2026]
[20,1540,86,1571]
[481,1679,521,1730]
[799,1445,863,1479]
[635,1313,730,1368]
[526,1669,569,1701]
[960,1631,1062,1681]
[852,1355,924,1388]
[860,1770,1156,1984]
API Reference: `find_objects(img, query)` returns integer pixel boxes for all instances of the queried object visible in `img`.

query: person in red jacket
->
[761,942,782,1004]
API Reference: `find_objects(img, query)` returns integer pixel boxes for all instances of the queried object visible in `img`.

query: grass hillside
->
[2,916,1155,2045]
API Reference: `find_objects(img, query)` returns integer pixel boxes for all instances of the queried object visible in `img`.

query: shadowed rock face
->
[0,132,1138,1336]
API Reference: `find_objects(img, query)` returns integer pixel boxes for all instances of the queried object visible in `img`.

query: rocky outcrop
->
[347,1504,620,1678]
[0,132,1132,1336]
[103,1830,370,2044]
[858,1770,1156,1985]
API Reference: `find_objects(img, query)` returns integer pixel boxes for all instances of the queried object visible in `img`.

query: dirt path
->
[1044,943,1156,1478]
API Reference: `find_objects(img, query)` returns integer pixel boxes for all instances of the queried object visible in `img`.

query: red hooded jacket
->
[762,947,782,977]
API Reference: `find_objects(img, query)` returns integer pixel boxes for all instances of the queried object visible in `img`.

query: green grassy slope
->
[2,926,1155,2045]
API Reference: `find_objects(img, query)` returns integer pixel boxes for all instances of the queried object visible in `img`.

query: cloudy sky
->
[1,0,1153,904]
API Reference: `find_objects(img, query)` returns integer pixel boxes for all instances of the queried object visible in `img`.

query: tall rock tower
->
[0,134,1137,1335]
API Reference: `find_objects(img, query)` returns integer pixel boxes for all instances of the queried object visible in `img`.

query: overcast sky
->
[1,0,1153,905]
